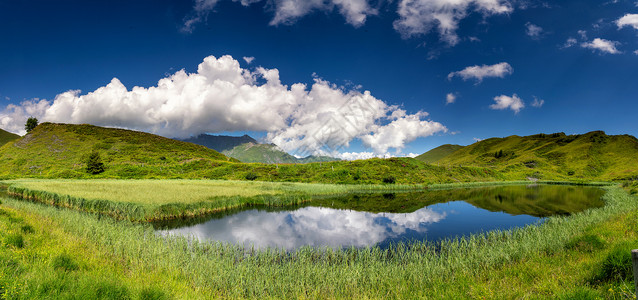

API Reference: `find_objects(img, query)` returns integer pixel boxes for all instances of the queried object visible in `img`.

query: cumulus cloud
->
[472,137,483,142]
[162,206,446,249]
[616,13,638,30]
[577,30,587,39]
[490,94,524,113]
[531,97,544,108]
[393,0,512,45]
[0,54,445,156]
[581,38,621,54]
[446,93,456,104]
[525,22,543,38]
[634,50,638,55]
[447,62,513,83]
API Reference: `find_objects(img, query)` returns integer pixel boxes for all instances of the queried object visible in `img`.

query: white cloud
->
[0,54,445,156]
[577,30,587,39]
[531,97,544,108]
[162,206,446,249]
[561,38,578,49]
[472,137,483,142]
[490,94,524,113]
[446,93,456,104]
[242,56,255,64]
[448,62,513,83]
[525,22,543,38]
[634,50,638,55]
[581,38,621,54]
[183,0,377,31]
[616,13,638,30]
[393,0,513,45]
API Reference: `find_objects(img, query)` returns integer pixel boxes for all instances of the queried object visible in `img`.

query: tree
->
[86,151,105,174]
[25,117,38,133]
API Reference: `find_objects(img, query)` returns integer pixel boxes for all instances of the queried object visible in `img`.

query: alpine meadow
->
[1,0,638,299]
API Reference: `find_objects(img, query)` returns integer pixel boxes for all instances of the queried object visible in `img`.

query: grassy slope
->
[0,123,502,184]
[415,144,463,163]
[0,122,234,179]
[2,186,636,298]
[437,131,638,181]
[0,128,20,147]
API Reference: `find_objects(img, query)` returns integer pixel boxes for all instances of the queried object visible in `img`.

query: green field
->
[1,183,637,299]
[3,179,431,221]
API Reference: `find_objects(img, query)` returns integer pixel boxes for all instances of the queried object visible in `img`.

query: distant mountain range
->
[181,134,257,152]
[181,134,339,164]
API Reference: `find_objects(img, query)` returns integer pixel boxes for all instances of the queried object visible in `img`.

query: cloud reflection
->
[161,206,446,250]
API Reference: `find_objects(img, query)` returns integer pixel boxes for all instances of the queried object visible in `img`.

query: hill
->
[415,144,463,163]
[0,123,233,178]
[181,134,257,152]
[0,128,20,147]
[222,142,339,164]
[436,131,638,181]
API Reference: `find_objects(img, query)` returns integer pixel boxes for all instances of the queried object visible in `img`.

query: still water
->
[156,185,604,250]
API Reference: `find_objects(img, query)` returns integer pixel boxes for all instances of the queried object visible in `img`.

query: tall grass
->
[1,186,635,298]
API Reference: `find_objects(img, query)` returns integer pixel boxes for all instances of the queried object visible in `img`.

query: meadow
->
[3,179,432,222]
[0,184,637,298]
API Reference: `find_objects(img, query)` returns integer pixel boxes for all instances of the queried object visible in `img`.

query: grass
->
[1,183,637,298]
[3,179,433,221]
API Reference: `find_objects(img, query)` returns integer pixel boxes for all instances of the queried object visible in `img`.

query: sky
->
[1,0,637,159]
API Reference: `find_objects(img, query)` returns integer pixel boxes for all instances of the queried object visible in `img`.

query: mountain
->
[415,144,463,163]
[435,131,638,181]
[181,134,257,152]
[0,128,20,147]
[222,142,339,164]
[0,123,233,178]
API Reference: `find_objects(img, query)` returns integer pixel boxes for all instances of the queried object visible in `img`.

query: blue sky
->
[1,0,637,159]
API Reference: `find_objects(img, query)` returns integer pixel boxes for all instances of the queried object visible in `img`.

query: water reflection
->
[158,185,605,250]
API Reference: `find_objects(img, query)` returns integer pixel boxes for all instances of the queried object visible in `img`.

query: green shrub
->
[86,151,105,174]
[245,173,258,181]
[52,253,79,271]
[5,233,24,248]
[382,176,396,184]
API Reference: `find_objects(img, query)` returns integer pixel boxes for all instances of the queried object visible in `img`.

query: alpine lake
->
[154,184,605,250]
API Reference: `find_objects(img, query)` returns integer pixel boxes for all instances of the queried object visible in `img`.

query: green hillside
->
[222,142,339,164]
[0,122,233,178]
[0,123,504,183]
[437,131,638,181]
[415,144,463,163]
[0,128,20,147]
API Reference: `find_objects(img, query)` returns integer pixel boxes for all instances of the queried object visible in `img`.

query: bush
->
[382,176,396,184]
[245,173,258,181]
[86,151,105,174]
[20,225,35,234]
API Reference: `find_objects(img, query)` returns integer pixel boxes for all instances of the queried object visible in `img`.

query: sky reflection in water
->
[160,201,539,250]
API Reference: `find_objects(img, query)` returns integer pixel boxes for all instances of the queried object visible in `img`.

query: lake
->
[156,184,605,250]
